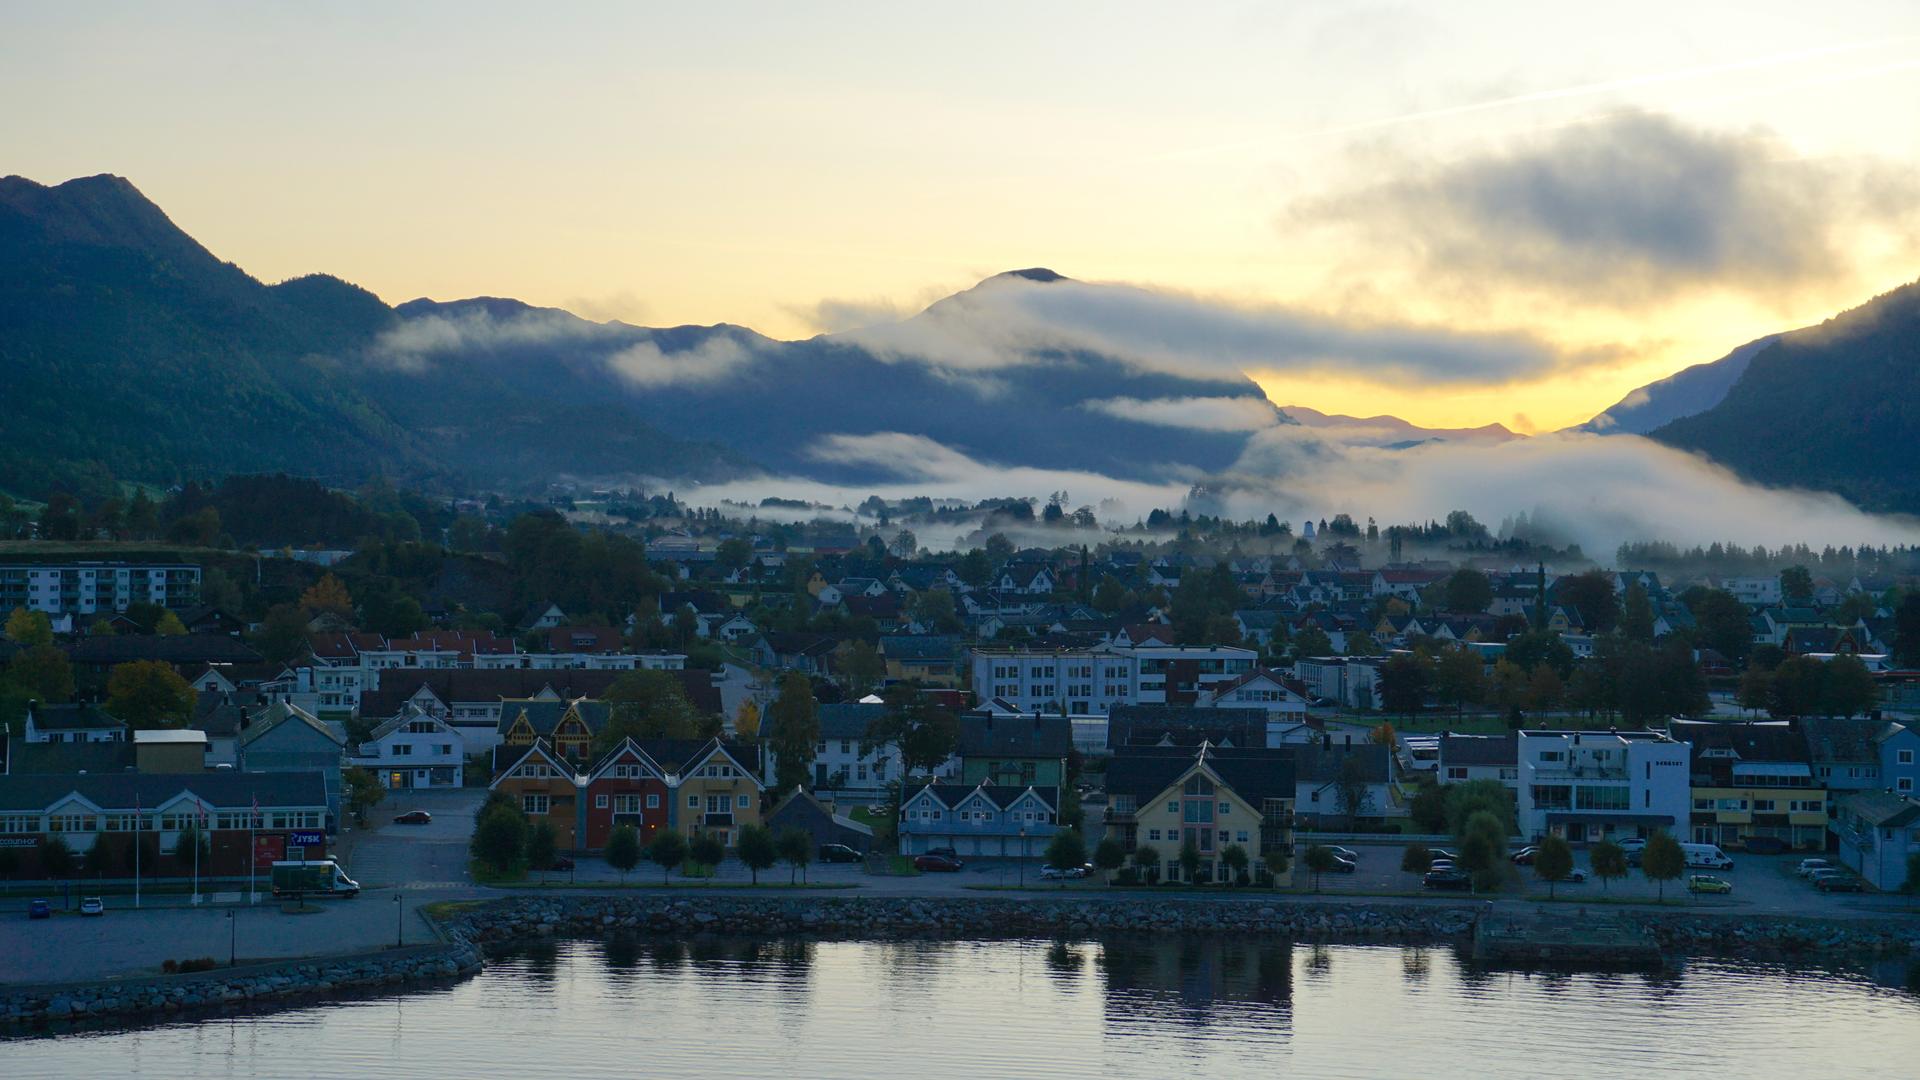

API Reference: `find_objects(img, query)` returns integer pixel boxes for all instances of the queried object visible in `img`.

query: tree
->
[1443,569,1493,613]
[1894,593,1920,668]
[83,833,119,878]
[5,607,53,647]
[1333,754,1375,826]
[956,549,993,587]
[1379,652,1430,716]
[1590,839,1628,892]
[1821,653,1879,717]
[1401,844,1433,876]
[838,639,884,696]
[1290,625,1333,660]
[767,673,822,793]
[1220,843,1250,885]
[105,661,197,729]
[252,603,311,664]
[342,767,385,827]
[39,834,75,879]
[1642,831,1685,900]
[689,831,726,873]
[8,645,75,702]
[1779,565,1815,604]
[526,819,559,875]
[1131,843,1162,884]
[647,830,688,883]
[737,824,777,884]
[775,827,812,884]
[1091,575,1130,614]
[866,682,959,782]
[1621,582,1655,642]
[300,573,354,617]
[1409,781,1449,834]
[1458,811,1508,894]
[716,537,754,575]
[1525,664,1565,712]
[471,802,529,875]
[173,822,211,863]
[1178,835,1202,883]
[154,610,189,637]
[605,825,642,883]
[1432,647,1486,714]
[1558,570,1621,634]
[1045,828,1087,875]
[1370,721,1397,747]
[595,670,712,751]
[1093,836,1126,883]
[1736,667,1773,715]
[1533,834,1574,899]
[1445,779,1517,838]
[1687,588,1753,663]
[1303,845,1337,892]
[1506,629,1575,677]
[733,699,762,742]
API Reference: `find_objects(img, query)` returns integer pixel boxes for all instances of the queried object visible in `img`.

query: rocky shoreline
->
[5,894,1914,1033]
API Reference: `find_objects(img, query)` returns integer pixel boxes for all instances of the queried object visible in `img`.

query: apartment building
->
[968,643,1256,716]
[0,561,200,617]
[1516,729,1692,845]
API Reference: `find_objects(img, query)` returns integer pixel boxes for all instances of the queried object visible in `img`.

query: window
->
[393,744,413,756]
[1148,829,1161,841]
[1217,802,1231,816]
[523,794,550,815]
[1900,778,1913,793]
[737,794,750,809]
[1237,831,1250,843]
[596,795,609,809]
[1538,751,1564,763]
[615,795,643,814]
[646,794,660,808]
[1789,800,1822,814]
[1752,800,1776,812]
[1218,830,1230,844]
[1446,767,1467,781]
[1694,798,1713,811]
[689,795,700,808]
[1901,750,1915,765]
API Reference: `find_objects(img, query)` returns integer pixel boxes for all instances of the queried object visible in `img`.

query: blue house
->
[1831,789,1920,891]
[898,782,1059,857]
[1877,722,1920,798]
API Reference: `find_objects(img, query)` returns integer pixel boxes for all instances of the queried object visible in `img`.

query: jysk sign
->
[290,831,325,847]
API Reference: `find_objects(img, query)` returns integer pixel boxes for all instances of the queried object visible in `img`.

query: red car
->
[914,853,964,872]
[392,810,433,825]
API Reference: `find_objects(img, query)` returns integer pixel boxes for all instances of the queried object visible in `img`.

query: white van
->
[1680,843,1734,870]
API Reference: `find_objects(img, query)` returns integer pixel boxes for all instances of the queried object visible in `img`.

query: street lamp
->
[228,910,236,967]
[394,892,403,947]
[1019,828,1027,888]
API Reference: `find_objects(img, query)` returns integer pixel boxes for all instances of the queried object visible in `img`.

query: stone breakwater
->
[0,941,483,1033]
[441,895,1919,959]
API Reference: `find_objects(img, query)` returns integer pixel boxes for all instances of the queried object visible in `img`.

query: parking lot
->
[340,788,486,890]
[1288,840,1905,914]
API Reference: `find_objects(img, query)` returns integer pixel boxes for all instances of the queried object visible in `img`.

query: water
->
[5,936,1918,1079]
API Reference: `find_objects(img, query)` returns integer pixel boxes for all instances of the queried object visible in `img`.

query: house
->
[491,740,584,848]
[897,781,1059,857]
[1515,729,1691,845]
[237,702,348,830]
[1830,790,1920,891]
[1292,742,1396,827]
[520,602,569,631]
[750,633,840,677]
[1799,716,1888,792]
[495,697,612,765]
[1435,732,1518,789]
[1101,742,1295,885]
[1672,719,1827,851]
[1107,704,1267,752]
[1195,669,1311,722]
[189,694,248,767]
[656,738,764,848]
[878,635,963,686]
[766,787,875,855]
[580,738,671,850]
[775,702,903,801]
[66,633,264,680]
[957,711,1073,787]
[0,770,329,880]
[176,605,245,636]
[1879,722,1920,796]
[21,702,126,744]
[356,707,464,789]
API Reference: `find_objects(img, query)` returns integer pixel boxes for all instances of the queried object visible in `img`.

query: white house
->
[355,707,465,789]
[1515,729,1692,844]
[21,702,126,744]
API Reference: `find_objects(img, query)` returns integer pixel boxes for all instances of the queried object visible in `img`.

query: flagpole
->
[193,798,202,905]
[249,792,258,905]
[134,793,142,910]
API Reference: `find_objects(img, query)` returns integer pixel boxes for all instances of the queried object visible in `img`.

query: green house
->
[957,712,1073,787]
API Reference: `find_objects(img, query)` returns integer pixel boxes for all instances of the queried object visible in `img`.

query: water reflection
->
[1097,935,1293,1034]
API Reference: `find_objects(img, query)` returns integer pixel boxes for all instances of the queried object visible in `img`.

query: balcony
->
[703,812,734,828]
[1534,766,1627,782]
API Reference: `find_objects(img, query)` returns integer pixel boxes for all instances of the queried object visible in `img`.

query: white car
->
[79,897,105,917]
[1795,858,1835,878]
[1039,865,1087,880]
[1616,837,1648,853]
[1563,868,1589,883]
[1325,846,1361,863]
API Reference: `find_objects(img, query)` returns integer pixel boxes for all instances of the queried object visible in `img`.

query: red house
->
[581,738,671,850]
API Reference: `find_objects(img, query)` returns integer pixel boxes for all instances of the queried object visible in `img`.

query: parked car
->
[27,899,51,920]
[1427,859,1458,873]
[1327,855,1357,873]
[79,897,105,917]
[1511,846,1537,865]
[1561,868,1589,883]
[1325,846,1360,863]
[392,810,432,825]
[819,843,863,864]
[1429,848,1459,862]
[913,854,963,872]
[1815,874,1865,893]
[1742,835,1788,855]
[1806,867,1851,884]
[1688,874,1733,894]
[547,854,574,871]
[1423,868,1472,891]
[1616,837,1648,854]
[925,846,960,861]
[1795,858,1835,878]
[1039,865,1088,880]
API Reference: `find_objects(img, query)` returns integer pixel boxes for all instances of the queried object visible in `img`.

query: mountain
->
[1649,280,1920,514]
[1574,334,1777,435]
[1279,406,1521,448]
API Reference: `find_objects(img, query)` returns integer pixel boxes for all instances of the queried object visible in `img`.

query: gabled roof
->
[1104,743,1295,806]
[239,701,345,748]
[1799,716,1887,766]
[0,770,326,812]
[815,703,886,741]
[1838,789,1920,828]
[26,702,124,731]
[3,737,136,775]
[767,786,875,837]
[903,781,1059,813]
[1293,743,1391,785]
[68,633,263,666]
[637,737,764,784]
[496,697,613,737]
[956,713,1073,760]
[586,738,668,783]
[491,739,580,786]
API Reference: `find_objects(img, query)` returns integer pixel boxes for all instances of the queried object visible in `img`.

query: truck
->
[1679,843,1735,870]
[270,860,361,898]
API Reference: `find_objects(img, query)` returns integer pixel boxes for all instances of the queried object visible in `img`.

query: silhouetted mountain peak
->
[991,267,1066,284]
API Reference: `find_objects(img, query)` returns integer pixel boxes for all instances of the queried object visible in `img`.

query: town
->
[1,476,1916,973]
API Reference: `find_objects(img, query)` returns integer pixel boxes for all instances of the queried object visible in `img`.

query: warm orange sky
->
[6,3,1920,431]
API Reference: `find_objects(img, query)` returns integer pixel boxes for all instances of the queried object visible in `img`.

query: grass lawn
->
[469,858,527,885]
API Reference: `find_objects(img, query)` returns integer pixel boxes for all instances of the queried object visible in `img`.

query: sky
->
[7,2,1920,432]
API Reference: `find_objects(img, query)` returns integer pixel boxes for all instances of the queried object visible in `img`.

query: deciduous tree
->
[775,827,812,884]
[647,830,688,884]
[1642,831,1685,900]
[106,661,197,729]
[605,825,641,882]
[737,824,777,884]
[767,673,821,793]
[1590,839,1628,892]
[1533,834,1574,899]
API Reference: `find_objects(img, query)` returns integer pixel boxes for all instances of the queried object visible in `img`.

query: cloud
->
[835,274,1577,386]
[1082,396,1288,432]
[1292,112,1920,306]
[606,336,758,387]
[369,307,619,370]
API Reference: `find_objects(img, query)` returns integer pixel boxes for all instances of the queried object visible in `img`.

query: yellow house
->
[1103,743,1295,886]
[1673,720,1828,851]
[497,698,609,766]
[663,739,765,848]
